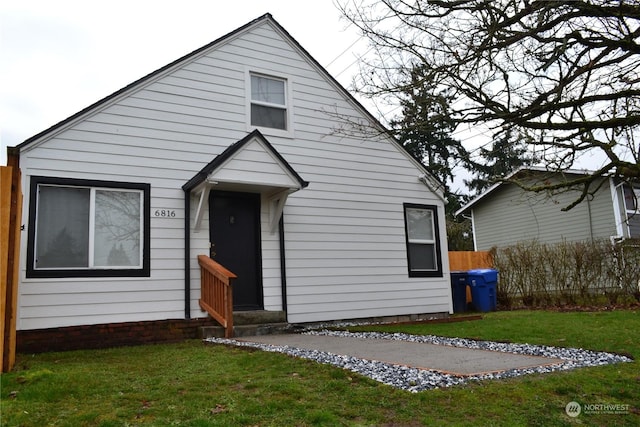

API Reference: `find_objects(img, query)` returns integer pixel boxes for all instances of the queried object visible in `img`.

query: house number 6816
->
[154,210,176,217]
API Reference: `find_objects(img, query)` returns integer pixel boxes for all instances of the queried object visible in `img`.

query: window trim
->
[623,184,640,213]
[403,203,443,278]
[27,176,151,278]
[623,184,640,238]
[246,68,294,138]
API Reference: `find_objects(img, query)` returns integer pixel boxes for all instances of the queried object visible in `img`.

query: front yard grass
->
[1,310,638,426]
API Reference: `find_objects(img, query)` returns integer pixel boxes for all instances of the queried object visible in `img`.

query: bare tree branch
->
[338,0,640,208]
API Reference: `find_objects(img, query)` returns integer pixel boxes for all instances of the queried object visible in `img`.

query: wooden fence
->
[1,156,22,372]
[448,251,493,271]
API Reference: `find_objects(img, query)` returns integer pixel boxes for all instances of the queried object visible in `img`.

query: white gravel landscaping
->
[205,329,633,393]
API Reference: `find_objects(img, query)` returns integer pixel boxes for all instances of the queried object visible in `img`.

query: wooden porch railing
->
[197,255,236,338]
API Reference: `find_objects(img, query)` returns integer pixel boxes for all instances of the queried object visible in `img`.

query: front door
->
[209,191,262,311]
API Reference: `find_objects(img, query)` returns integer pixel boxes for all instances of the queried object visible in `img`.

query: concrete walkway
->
[237,333,563,376]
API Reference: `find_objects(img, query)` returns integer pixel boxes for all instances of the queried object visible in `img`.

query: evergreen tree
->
[445,192,474,251]
[465,130,534,195]
[390,66,467,195]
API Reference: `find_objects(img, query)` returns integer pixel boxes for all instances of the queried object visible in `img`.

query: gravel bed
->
[205,330,632,393]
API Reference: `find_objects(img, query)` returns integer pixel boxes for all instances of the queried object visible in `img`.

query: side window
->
[27,177,150,278]
[403,203,443,277]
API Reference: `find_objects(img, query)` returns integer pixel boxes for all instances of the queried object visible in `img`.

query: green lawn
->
[1,310,638,426]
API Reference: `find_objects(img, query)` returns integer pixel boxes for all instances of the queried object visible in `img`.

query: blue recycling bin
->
[467,269,498,312]
[450,272,469,313]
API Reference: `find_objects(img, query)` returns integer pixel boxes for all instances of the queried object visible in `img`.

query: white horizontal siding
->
[18,18,450,330]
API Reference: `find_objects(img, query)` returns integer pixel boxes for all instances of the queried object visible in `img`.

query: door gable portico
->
[183,130,309,233]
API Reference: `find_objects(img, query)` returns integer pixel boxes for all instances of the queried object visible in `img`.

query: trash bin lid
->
[467,268,498,282]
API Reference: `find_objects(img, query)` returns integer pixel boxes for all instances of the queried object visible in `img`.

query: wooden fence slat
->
[448,251,493,271]
[1,161,22,373]
[1,166,11,369]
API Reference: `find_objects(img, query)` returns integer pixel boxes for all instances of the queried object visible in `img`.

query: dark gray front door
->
[209,191,262,311]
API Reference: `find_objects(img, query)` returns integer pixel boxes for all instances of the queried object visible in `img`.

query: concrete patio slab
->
[237,333,563,376]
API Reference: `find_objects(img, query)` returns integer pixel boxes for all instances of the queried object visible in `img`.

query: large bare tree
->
[338,0,640,209]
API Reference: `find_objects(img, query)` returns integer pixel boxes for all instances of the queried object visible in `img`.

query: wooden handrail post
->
[225,278,233,338]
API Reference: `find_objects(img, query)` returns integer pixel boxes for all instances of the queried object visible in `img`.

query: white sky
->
[0,0,370,165]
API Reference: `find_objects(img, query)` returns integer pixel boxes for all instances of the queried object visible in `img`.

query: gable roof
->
[182,129,309,192]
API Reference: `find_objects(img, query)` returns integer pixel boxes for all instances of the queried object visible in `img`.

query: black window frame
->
[27,176,151,278]
[403,203,443,278]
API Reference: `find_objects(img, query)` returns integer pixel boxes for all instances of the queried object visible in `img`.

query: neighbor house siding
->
[472,177,618,250]
[587,180,620,239]
[17,18,451,330]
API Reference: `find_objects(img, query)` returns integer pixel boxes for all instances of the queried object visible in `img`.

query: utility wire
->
[325,37,363,68]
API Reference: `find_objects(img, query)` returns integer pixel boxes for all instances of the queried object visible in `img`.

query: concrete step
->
[233,310,286,326]
[200,322,289,339]
[200,310,289,339]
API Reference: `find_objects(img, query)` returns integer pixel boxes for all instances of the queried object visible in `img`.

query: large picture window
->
[27,177,150,278]
[250,73,287,130]
[403,203,443,277]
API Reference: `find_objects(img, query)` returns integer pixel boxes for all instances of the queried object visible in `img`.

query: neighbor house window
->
[27,177,150,278]
[250,73,287,130]
[623,184,640,238]
[403,203,443,277]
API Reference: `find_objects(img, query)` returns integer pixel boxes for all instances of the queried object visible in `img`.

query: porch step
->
[200,322,290,339]
[233,310,286,326]
[200,310,289,339]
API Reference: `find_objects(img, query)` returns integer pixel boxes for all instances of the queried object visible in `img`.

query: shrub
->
[492,239,640,308]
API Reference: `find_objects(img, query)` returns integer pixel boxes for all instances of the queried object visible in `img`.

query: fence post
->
[1,151,22,372]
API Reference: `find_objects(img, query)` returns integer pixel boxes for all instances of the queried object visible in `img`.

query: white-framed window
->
[623,184,640,238]
[623,184,639,212]
[403,203,443,277]
[27,176,150,278]
[246,70,294,137]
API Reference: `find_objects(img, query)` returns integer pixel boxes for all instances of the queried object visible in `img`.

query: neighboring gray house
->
[456,167,640,250]
[12,14,452,336]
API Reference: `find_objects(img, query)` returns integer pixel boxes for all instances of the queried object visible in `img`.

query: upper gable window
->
[250,74,287,130]
[246,70,294,138]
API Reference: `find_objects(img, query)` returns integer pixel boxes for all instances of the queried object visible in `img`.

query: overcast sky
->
[1,0,369,165]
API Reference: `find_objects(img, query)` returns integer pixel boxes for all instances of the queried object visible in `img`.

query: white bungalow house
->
[10,14,452,349]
